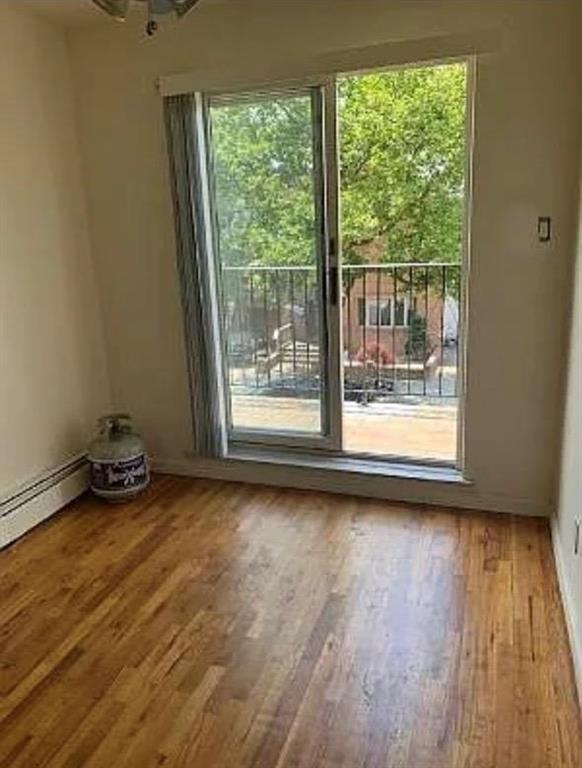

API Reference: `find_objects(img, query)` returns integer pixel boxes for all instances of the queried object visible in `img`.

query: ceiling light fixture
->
[92,0,202,36]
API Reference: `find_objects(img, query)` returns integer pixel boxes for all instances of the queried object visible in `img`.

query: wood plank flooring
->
[0,475,580,767]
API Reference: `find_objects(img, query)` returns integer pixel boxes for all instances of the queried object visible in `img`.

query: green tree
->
[211,95,316,267]
[339,64,466,266]
[210,63,467,269]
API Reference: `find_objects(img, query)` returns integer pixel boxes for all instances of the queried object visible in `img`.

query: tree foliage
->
[339,64,466,265]
[210,63,467,268]
[211,94,315,267]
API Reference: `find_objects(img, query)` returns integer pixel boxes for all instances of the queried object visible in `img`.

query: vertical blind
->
[164,94,226,458]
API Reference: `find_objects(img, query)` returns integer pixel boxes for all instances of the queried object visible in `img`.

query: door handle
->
[329,265,339,306]
[328,236,339,306]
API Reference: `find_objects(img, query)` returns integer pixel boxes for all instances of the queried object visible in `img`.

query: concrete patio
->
[231,395,458,462]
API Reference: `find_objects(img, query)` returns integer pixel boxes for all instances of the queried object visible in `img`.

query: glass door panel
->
[337,62,469,465]
[206,88,333,445]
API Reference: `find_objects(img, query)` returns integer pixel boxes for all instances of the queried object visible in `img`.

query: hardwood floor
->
[0,476,580,767]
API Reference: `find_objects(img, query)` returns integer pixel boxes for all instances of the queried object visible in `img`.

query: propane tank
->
[88,414,149,501]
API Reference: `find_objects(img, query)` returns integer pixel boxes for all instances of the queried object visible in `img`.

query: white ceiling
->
[18,1,100,26]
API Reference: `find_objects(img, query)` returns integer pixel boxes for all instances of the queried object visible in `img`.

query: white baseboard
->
[151,455,550,518]
[0,456,89,549]
[551,518,582,706]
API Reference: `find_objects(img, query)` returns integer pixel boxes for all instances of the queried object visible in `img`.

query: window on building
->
[358,298,410,327]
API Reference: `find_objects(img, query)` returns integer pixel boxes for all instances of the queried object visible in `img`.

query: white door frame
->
[192,56,475,470]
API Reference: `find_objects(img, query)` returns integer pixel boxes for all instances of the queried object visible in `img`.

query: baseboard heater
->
[0,455,89,549]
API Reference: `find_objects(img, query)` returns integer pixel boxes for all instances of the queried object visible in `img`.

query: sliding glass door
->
[203,85,341,449]
[194,60,470,466]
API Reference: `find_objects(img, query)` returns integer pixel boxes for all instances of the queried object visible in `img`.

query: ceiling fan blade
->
[92,0,131,20]
[174,0,203,18]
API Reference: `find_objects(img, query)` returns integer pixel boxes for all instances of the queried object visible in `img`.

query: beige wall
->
[555,187,582,691]
[0,5,110,494]
[68,0,582,515]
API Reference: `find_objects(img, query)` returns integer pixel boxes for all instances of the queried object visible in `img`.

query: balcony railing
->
[221,263,461,402]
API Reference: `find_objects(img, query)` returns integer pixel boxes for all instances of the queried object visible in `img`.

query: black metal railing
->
[221,263,461,402]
